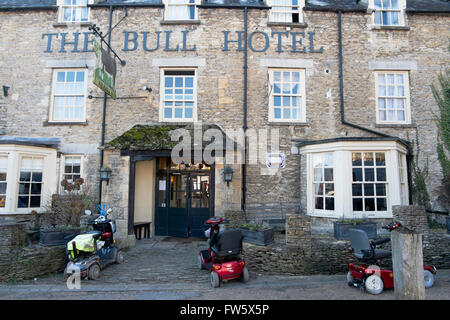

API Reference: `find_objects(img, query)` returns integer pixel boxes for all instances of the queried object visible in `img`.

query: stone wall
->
[243,207,450,275]
[0,222,67,282]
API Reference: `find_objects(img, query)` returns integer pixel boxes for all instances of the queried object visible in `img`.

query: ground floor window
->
[303,140,409,219]
[0,144,57,214]
[18,156,44,208]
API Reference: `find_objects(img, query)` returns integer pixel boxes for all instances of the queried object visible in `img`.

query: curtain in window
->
[270,0,294,23]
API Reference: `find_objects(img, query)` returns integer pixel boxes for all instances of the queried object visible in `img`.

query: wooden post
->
[391,229,426,300]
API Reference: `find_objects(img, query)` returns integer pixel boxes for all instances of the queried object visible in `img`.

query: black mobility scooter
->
[198,217,249,288]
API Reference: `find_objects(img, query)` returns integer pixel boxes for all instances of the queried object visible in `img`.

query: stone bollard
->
[391,228,426,300]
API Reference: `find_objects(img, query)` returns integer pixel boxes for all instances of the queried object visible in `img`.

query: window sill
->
[268,121,310,126]
[53,22,92,28]
[375,123,417,128]
[267,22,308,28]
[160,20,201,25]
[368,24,410,31]
[44,121,88,126]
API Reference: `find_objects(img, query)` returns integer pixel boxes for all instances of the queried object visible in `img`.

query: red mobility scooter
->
[197,217,249,288]
[347,222,436,295]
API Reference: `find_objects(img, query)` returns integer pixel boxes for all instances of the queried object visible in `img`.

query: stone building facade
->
[0,0,449,246]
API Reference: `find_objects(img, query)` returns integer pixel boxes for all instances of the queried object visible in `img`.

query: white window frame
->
[49,68,88,123]
[268,68,306,123]
[302,141,408,219]
[163,0,200,21]
[57,0,92,23]
[59,155,84,194]
[369,0,406,27]
[159,68,198,122]
[17,155,45,209]
[375,70,411,124]
[0,145,57,214]
[268,0,305,24]
[0,155,8,210]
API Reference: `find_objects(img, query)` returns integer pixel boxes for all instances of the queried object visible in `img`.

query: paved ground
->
[0,237,449,301]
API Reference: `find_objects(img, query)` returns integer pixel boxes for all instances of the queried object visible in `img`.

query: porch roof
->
[104,123,241,151]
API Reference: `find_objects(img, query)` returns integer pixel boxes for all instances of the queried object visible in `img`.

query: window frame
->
[59,154,84,194]
[163,0,200,21]
[17,155,44,210]
[375,70,411,125]
[57,0,91,23]
[302,141,408,219]
[369,0,406,27]
[267,0,305,24]
[268,68,307,123]
[159,68,198,122]
[49,68,88,123]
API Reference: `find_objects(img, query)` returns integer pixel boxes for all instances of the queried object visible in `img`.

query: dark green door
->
[155,161,212,238]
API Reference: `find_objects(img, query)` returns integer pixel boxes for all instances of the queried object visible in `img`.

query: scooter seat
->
[354,249,391,260]
[86,231,102,240]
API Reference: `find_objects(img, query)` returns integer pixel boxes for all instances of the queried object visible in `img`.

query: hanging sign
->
[93,36,117,99]
[266,152,286,169]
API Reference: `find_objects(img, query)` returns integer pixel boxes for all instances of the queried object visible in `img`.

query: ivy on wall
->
[431,69,450,209]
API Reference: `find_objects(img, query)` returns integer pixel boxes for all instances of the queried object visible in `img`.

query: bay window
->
[0,144,57,214]
[303,140,408,219]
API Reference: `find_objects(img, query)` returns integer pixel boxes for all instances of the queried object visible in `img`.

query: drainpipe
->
[242,6,248,221]
[99,5,114,204]
[336,10,413,205]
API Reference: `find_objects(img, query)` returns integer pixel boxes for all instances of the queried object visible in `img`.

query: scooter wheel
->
[116,250,124,264]
[197,254,204,270]
[210,271,220,288]
[365,274,384,295]
[424,270,435,288]
[241,266,249,283]
[88,264,101,280]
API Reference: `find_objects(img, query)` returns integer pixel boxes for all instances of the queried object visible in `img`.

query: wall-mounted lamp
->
[99,167,112,185]
[2,86,10,97]
[223,166,234,187]
[140,86,152,93]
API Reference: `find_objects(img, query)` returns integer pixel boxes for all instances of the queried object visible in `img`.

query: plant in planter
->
[238,222,275,246]
[333,218,377,240]
[39,178,98,246]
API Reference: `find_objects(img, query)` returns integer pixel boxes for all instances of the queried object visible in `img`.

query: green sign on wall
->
[93,36,117,99]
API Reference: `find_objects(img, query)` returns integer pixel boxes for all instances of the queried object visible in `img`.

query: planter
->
[39,229,80,246]
[240,227,274,246]
[446,216,450,234]
[333,221,377,240]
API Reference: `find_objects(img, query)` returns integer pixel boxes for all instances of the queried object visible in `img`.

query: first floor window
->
[51,69,87,122]
[59,0,89,23]
[376,71,410,124]
[0,157,7,208]
[164,0,197,20]
[18,156,43,208]
[269,69,306,122]
[268,0,304,24]
[160,69,196,121]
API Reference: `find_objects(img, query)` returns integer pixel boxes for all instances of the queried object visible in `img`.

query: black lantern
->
[100,167,112,185]
[223,166,233,186]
